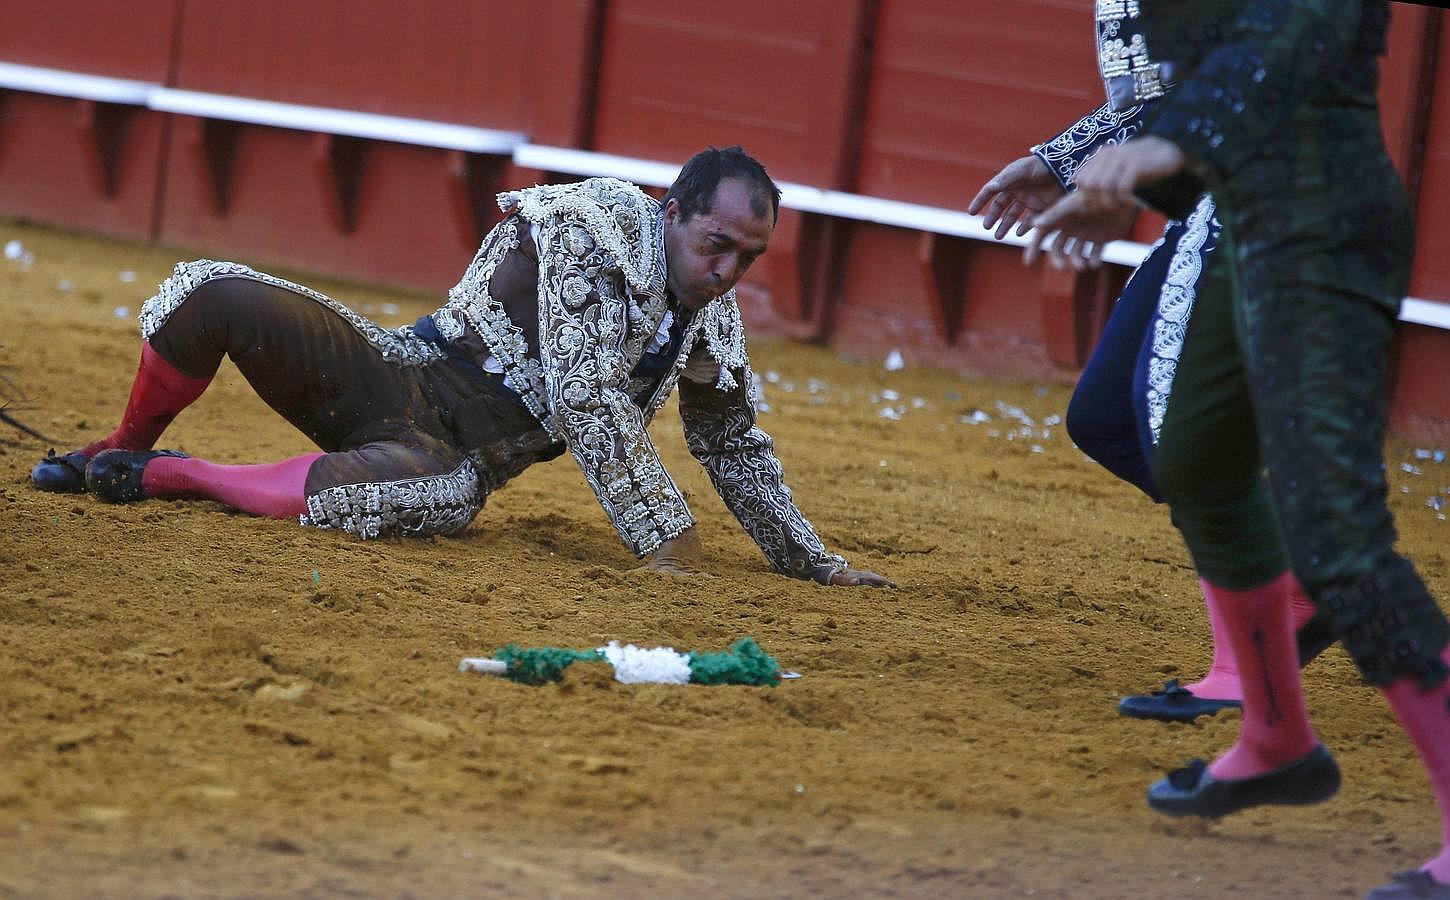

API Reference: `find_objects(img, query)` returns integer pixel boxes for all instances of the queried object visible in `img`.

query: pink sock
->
[1287,579,1317,630]
[1186,575,1319,701]
[1380,648,1450,884]
[1205,571,1320,781]
[141,453,321,519]
[1186,578,1242,701]
[81,343,213,457]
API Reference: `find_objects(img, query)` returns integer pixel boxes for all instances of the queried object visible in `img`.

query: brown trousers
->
[147,270,557,537]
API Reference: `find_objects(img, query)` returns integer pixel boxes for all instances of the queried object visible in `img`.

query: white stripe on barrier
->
[0,61,152,105]
[1400,297,1450,330]
[147,88,524,154]
[2,66,1449,333]
[514,143,1450,330]
[514,143,680,188]
[0,60,524,154]
[516,144,1153,261]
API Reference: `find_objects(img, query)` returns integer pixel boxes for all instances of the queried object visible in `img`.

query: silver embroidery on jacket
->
[428,179,754,557]
[1031,103,1145,191]
[680,357,846,582]
[139,259,442,366]
[418,177,842,570]
[1096,0,1167,109]
[530,196,695,556]
[431,217,551,423]
[300,458,483,539]
[1146,195,1216,443]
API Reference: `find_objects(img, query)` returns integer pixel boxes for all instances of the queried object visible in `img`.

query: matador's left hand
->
[1023,191,1139,270]
[828,568,896,588]
[1072,136,1187,205]
[637,526,708,577]
[1026,137,1187,269]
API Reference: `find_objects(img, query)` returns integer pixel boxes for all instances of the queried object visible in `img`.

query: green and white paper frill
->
[460,637,783,686]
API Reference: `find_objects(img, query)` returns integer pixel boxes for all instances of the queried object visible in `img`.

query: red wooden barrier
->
[1380,4,1439,192]
[0,1,178,240]
[1394,326,1450,445]
[1391,9,1448,441]
[170,1,531,124]
[1407,19,1450,301]
[0,0,178,79]
[521,0,604,150]
[584,0,877,342]
[0,93,169,241]
[155,0,543,290]
[836,0,1120,375]
[0,0,1446,436]
[590,0,868,186]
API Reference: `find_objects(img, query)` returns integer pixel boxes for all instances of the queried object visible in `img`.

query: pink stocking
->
[1205,571,1320,780]
[1381,649,1450,884]
[141,453,321,519]
[81,343,212,457]
[1187,576,1319,702]
[1286,579,1318,630]
[1185,579,1242,701]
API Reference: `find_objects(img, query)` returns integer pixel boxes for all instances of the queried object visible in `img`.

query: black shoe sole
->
[1118,694,1242,723]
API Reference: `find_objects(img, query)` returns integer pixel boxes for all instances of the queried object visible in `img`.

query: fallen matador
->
[31,146,891,588]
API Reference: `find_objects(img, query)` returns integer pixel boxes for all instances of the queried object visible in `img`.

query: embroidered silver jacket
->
[1096,0,1169,112]
[1032,103,1147,192]
[1030,1,1169,191]
[429,177,847,581]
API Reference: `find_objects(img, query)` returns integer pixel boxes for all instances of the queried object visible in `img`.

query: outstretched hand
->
[828,568,896,588]
[1023,191,1139,270]
[967,155,1065,240]
[1071,136,1187,204]
[1024,136,1187,270]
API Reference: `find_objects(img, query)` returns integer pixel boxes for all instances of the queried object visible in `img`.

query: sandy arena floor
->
[1,220,1448,899]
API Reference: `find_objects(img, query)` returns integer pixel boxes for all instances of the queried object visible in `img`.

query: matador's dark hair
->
[664,146,781,225]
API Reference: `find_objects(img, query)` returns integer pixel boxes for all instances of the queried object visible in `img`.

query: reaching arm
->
[678,353,890,586]
[1031,102,1151,193]
[970,104,1151,249]
[969,105,1148,241]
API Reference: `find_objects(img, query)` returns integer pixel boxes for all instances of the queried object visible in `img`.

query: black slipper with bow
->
[85,449,189,503]
[1118,678,1242,723]
[31,449,93,493]
[1147,743,1340,818]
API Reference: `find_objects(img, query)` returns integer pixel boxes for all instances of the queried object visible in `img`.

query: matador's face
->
[662,177,773,311]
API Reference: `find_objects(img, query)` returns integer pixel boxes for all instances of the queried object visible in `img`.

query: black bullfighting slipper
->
[1146,743,1340,818]
[31,449,93,493]
[1117,679,1242,723]
[1365,870,1450,899]
[84,449,188,503]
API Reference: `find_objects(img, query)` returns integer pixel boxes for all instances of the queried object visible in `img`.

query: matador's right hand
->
[967,155,1065,240]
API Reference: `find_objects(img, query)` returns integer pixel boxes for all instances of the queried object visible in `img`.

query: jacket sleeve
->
[678,352,848,583]
[537,224,694,557]
[1032,101,1150,191]
[1142,0,1366,187]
